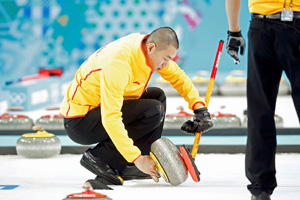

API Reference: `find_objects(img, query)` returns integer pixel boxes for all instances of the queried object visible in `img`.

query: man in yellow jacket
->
[60,27,212,186]
[226,0,300,200]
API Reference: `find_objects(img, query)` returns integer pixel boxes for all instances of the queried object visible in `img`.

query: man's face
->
[147,43,177,72]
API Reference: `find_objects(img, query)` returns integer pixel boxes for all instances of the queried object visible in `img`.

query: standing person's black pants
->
[64,87,166,172]
[246,16,300,195]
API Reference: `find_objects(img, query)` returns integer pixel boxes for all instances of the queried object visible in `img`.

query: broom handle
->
[191,40,224,159]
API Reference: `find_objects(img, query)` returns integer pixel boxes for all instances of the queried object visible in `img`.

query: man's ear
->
[147,42,156,53]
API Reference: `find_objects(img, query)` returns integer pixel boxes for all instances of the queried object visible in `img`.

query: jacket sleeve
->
[99,58,141,162]
[157,60,206,110]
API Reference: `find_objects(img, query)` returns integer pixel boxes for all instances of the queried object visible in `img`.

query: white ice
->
[0,153,299,200]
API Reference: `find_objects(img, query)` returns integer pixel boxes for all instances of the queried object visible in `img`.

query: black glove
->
[193,107,211,122]
[181,107,213,135]
[226,31,245,64]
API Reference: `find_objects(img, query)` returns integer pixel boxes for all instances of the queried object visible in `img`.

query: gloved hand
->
[181,107,213,135]
[193,107,212,122]
[226,31,245,64]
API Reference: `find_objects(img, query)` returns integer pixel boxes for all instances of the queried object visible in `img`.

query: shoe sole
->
[80,158,123,185]
[85,179,113,190]
[121,175,152,180]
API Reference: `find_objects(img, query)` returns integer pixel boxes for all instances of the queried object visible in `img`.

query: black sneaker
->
[251,192,271,200]
[118,165,152,180]
[80,149,123,185]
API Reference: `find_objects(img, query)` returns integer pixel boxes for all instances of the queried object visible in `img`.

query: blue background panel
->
[0,0,251,86]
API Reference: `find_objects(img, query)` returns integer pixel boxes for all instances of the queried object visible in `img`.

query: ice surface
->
[0,154,299,200]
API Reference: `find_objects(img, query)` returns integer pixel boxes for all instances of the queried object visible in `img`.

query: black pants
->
[64,87,166,172]
[246,17,300,195]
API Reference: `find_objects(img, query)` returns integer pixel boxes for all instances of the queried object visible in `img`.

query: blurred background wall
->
[0,0,251,84]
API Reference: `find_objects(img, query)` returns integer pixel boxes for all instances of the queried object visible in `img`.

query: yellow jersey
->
[249,0,300,15]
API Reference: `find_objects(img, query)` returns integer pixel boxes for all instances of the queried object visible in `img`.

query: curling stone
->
[278,78,291,96]
[150,138,200,186]
[150,138,188,186]
[16,126,61,158]
[0,107,34,130]
[192,71,219,96]
[164,106,193,129]
[242,110,284,128]
[211,112,241,128]
[219,70,246,96]
[35,114,64,130]
[63,182,112,200]
[152,77,180,97]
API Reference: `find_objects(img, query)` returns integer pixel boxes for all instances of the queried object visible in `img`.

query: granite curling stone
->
[35,114,64,130]
[0,107,34,130]
[150,138,188,186]
[16,126,61,158]
[164,106,193,129]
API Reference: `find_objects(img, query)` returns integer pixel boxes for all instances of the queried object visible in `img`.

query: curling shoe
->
[118,165,152,180]
[80,149,123,185]
[251,192,271,200]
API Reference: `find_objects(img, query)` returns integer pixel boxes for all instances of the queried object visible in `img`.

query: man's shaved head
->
[146,27,179,51]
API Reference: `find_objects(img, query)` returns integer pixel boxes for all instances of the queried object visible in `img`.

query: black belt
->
[252,12,300,20]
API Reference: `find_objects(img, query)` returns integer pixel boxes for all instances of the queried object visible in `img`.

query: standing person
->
[60,27,213,186]
[226,0,300,199]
